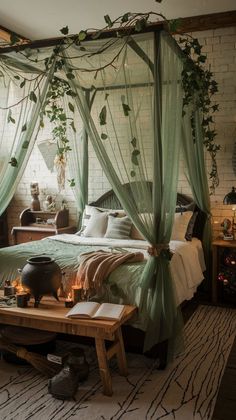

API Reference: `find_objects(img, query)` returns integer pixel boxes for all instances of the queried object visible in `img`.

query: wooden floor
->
[182,296,236,420]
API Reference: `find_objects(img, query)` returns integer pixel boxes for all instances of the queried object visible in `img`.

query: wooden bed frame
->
[91,183,206,241]
[89,184,207,366]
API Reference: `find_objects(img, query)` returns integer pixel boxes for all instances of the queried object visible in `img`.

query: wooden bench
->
[0,297,137,396]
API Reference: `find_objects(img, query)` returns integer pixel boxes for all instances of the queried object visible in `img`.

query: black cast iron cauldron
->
[20,256,62,308]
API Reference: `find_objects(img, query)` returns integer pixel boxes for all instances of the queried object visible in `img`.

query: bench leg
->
[115,327,128,376]
[95,337,113,396]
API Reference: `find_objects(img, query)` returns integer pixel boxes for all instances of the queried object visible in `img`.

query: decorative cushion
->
[171,211,193,242]
[82,208,108,237]
[77,205,122,236]
[105,215,132,239]
[185,211,198,241]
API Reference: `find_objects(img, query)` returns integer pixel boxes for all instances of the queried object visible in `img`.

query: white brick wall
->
[6,25,236,243]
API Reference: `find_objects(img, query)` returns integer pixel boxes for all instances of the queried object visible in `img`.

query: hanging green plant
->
[179,36,220,193]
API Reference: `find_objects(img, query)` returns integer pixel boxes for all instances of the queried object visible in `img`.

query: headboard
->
[90,183,207,240]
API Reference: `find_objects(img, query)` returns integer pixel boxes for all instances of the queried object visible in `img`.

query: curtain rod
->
[0,22,165,55]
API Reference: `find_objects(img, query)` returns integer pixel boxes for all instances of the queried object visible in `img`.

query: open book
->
[65,301,125,321]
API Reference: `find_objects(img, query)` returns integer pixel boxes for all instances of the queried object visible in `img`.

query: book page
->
[93,303,125,321]
[66,301,100,318]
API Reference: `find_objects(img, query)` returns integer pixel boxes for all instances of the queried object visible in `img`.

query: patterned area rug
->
[0,305,236,420]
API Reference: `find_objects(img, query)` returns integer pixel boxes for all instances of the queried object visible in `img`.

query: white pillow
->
[171,211,193,242]
[82,208,108,237]
[105,215,132,239]
[77,205,125,235]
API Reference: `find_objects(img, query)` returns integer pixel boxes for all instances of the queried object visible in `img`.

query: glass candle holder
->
[4,285,16,296]
[65,293,74,308]
[16,293,28,308]
[72,286,82,303]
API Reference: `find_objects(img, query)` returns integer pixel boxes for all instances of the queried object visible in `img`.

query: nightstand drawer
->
[13,229,55,244]
[11,226,77,245]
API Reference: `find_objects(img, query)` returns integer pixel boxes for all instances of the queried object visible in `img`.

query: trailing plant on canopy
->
[0,7,220,193]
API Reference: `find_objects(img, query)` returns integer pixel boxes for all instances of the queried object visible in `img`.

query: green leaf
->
[7,110,15,124]
[104,14,113,28]
[66,89,77,97]
[105,93,109,100]
[121,13,130,23]
[135,18,146,32]
[122,103,131,116]
[29,91,37,103]
[131,137,137,148]
[40,119,44,128]
[8,157,18,167]
[14,75,20,80]
[68,178,75,187]
[212,104,219,112]
[99,105,107,125]
[101,133,108,140]
[20,80,26,88]
[78,30,87,41]
[130,170,136,177]
[59,113,67,121]
[168,18,181,32]
[70,121,76,132]
[22,141,29,149]
[10,33,20,45]
[66,72,75,80]
[68,102,74,113]
[21,123,27,132]
[60,26,69,35]
[131,149,140,166]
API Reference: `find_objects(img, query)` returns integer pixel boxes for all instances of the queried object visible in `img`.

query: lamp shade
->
[223,187,236,204]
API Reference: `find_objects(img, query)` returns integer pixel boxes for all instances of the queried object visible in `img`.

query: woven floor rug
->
[0,305,236,420]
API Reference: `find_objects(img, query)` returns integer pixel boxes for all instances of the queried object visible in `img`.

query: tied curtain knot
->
[147,243,170,257]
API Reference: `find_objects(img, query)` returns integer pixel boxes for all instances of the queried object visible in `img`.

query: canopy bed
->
[0,20,213,361]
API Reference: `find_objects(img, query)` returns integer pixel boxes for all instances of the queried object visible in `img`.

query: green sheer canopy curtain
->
[63,30,184,352]
[0,56,56,216]
[63,95,88,228]
[182,106,212,278]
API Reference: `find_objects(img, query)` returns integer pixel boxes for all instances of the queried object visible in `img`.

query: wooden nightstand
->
[212,239,236,304]
[11,207,77,244]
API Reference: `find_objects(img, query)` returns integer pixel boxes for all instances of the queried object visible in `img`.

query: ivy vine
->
[1,6,220,193]
[179,36,220,193]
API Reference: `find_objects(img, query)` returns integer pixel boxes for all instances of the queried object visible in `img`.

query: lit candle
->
[65,293,74,308]
[72,286,82,303]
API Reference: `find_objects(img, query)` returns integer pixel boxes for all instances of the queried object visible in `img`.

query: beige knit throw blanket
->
[75,250,144,295]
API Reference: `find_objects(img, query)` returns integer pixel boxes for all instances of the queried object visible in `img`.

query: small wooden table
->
[0,297,137,396]
[212,239,236,304]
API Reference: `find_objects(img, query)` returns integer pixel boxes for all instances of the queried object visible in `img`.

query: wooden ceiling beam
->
[0,24,30,44]
[0,10,235,54]
[176,10,236,33]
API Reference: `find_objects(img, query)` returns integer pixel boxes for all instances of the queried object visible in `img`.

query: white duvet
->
[49,234,205,306]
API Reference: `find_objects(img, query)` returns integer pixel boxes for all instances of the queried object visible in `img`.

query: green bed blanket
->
[0,238,148,330]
